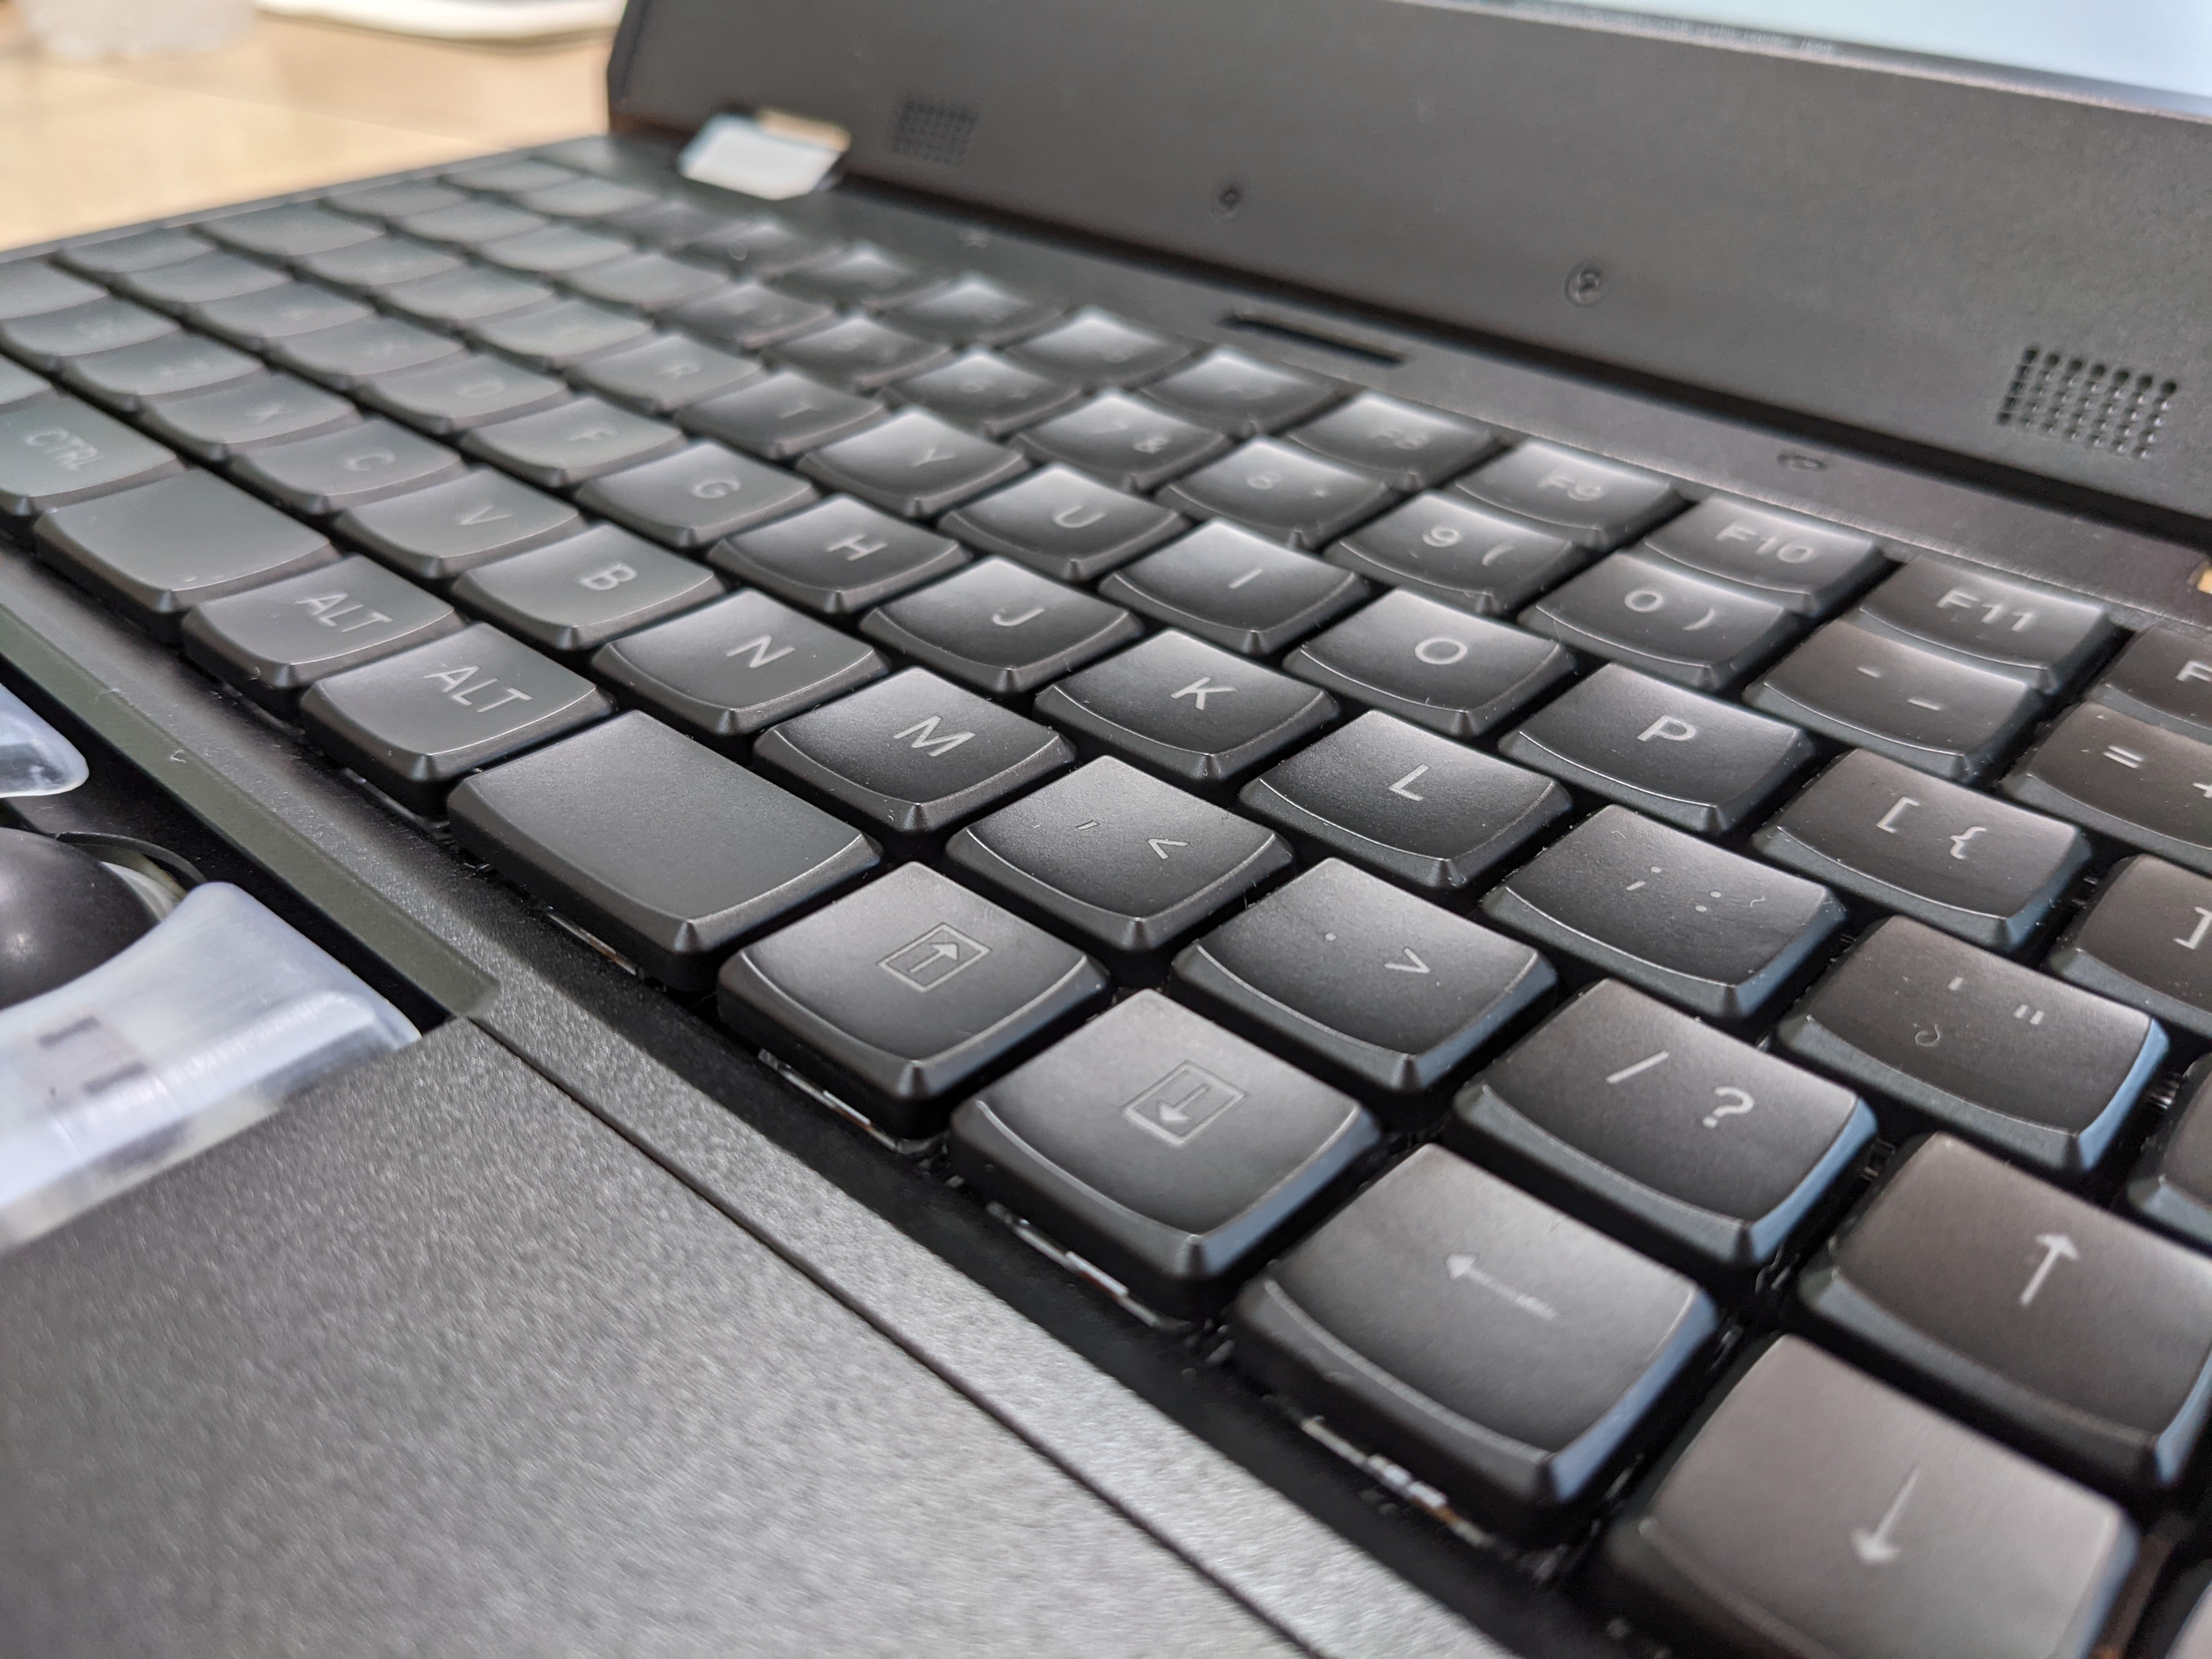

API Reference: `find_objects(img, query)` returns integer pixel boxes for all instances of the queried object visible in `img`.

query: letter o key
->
[1414,636,1469,665]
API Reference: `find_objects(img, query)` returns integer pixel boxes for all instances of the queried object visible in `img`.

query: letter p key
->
[1638,715,1699,743]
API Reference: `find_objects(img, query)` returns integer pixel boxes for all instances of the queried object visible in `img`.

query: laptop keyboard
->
[7,149,2212,1657]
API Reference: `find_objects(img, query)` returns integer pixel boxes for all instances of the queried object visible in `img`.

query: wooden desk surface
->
[0,3,609,250]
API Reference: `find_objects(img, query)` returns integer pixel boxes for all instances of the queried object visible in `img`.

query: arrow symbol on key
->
[912,943,961,972]
[2019,1233,2079,1306]
[1147,838,1188,860]
[1850,1468,1919,1566]
[1384,948,1430,974]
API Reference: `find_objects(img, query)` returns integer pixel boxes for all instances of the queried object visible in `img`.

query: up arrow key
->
[1148,838,1188,860]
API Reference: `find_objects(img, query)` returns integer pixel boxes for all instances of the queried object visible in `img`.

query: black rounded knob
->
[0,828,155,1011]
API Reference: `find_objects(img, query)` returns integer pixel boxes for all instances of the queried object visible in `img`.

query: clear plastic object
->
[0,685,88,798]
[0,883,418,1250]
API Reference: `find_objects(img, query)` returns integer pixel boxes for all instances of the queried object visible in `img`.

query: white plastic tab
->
[0,882,419,1249]
[0,683,87,797]
[679,110,848,201]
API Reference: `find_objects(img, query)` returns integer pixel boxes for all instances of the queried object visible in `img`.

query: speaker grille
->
[888,98,977,167]
[1996,347,2176,461]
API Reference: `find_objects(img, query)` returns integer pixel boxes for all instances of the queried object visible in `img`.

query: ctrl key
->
[1598,1335,2136,1659]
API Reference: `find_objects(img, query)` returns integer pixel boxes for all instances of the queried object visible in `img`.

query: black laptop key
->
[1,297,177,368]
[667,281,833,351]
[676,215,837,279]
[574,442,816,549]
[1006,307,1191,386]
[946,757,1291,951]
[591,587,887,740]
[60,332,262,410]
[2006,704,2212,873]
[1521,550,1796,690]
[181,554,462,711]
[1457,440,1681,549]
[1803,1132,2212,1488]
[324,180,469,222]
[467,298,650,368]
[1858,559,2113,690]
[451,709,874,991]
[1485,805,1843,1017]
[1101,520,1368,654]
[1453,980,1873,1271]
[475,223,633,278]
[335,466,583,582]
[678,370,884,461]
[357,352,571,435]
[116,251,286,312]
[295,234,464,295]
[1032,630,1336,782]
[796,408,1026,516]
[444,158,577,194]
[1599,1335,2135,1659]
[270,314,462,389]
[1141,348,1338,437]
[754,667,1072,833]
[1287,391,1500,492]
[1154,438,1395,550]
[566,251,735,314]
[1778,915,2165,1173]
[571,332,761,414]
[774,244,941,309]
[1239,710,1570,891]
[938,464,1185,581]
[513,177,657,219]
[463,397,685,488]
[0,398,182,518]
[770,314,951,391]
[890,349,1083,437]
[724,863,1105,1135]
[1234,1143,1713,1536]
[2049,856,2212,1040]
[233,418,466,516]
[953,991,1376,1314]
[1745,618,2044,782]
[1175,858,1554,1092]
[381,265,553,328]
[298,621,613,812]
[0,261,104,321]
[397,200,550,249]
[2134,1062,2212,1250]
[2090,626,2212,741]
[859,557,1142,693]
[1325,493,1584,617]
[0,358,53,413]
[1015,391,1231,492]
[1498,662,1816,832]
[451,525,721,654]
[878,274,1059,346]
[709,496,966,614]
[203,202,379,259]
[34,470,334,637]
[1643,495,1886,614]
[2140,1564,2212,1659]
[140,373,358,461]
[1753,748,2091,949]
[1283,590,1576,739]
[192,282,371,349]
[58,229,213,278]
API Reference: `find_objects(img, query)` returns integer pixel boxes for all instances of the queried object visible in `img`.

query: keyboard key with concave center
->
[938,464,1186,581]
[678,369,884,460]
[300,622,613,813]
[233,418,465,516]
[270,314,462,390]
[0,398,182,518]
[140,373,358,462]
[295,234,462,295]
[1457,440,1682,549]
[1,297,177,368]
[451,525,721,654]
[1597,1335,2135,1659]
[0,358,53,413]
[1744,617,2043,782]
[513,176,656,219]
[324,180,469,221]
[859,557,1142,693]
[1015,391,1231,493]
[1154,438,1392,550]
[1283,589,1575,740]
[62,332,263,410]
[2005,703,2212,874]
[591,588,886,741]
[397,200,550,249]
[1288,391,1499,491]
[2132,1060,2212,1250]
[946,756,1291,952]
[1642,495,1886,614]
[181,554,462,712]
[708,495,966,614]
[1858,560,2113,691]
[676,214,836,279]
[889,349,1082,437]
[569,332,761,415]
[1239,710,1569,891]
[666,282,832,352]
[723,863,1107,1138]
[382,265,553,328]
[58,230,212,278]
[191,282,371,349]
[0,261,104,322]
[774,244,941,310]
[1233,1143,1713,1538]
[466,298,650,369]
[116,251,286,312]
[1141,348,1339,437]
[451,709,874,992]
[953,991,1377,1316]
[1325,492,1584,617]
[1100,520,1368,654]
[1498,662,1816,833]
[34,470,333,638]
[1802,1132,2212,1489]
[878,273,1059,346]
[1032,629,1336,782]
[1778,915,2165,1173]
[752,667,1073,834]
[356,352,571,435]
[1753,748,2090,949]
[1521,550,1797,690]
[202,202,379,259]
[1452,979,1874,1272]
[475,223,633,278]
[770,314,951,391]
[1484,805,1843,1018]
[795,407,1026,516]
[335,467,582,583]
[463,397,685,488]
[575,442,815,549]
[2048,855,2212,1040]
[444,158,577,194]
[1175,858,1553,1093]
[1005,308,1191,386]
[2089,625,2212,741]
